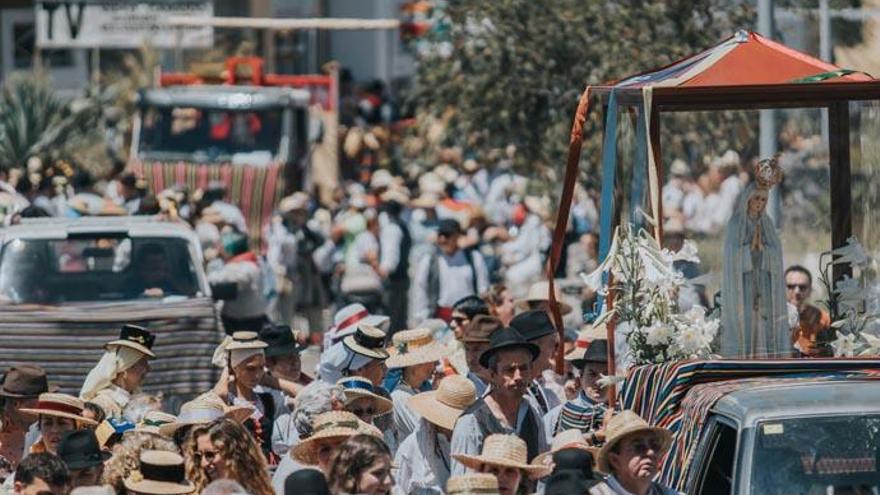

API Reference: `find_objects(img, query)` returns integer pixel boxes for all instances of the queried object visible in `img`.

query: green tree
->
[410,1,753,178]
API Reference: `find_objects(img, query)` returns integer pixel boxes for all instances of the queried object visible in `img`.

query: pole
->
[758,0,780,226]
[819,0,831,148]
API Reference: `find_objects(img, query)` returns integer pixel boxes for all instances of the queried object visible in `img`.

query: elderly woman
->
[20,393,98,455]
[591,410,680,495]
[80,325,156,419]
[271,381,344,457]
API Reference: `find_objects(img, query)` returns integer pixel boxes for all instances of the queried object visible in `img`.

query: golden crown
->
[754,154,784,190]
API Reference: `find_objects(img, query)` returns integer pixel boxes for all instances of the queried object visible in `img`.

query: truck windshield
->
[751,414,880,494]
[138,105,283,163]
[0,237,200,304]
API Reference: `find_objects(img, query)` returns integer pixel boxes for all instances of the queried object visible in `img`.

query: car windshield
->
[138,105,283,162]
[751,414,880,494]
[0,236,201,304]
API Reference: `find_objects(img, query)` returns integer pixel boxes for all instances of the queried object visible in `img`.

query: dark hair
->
[14,453,70,487]
[83,402,106,424]
[136,195,161,215]
[452,295,490,319]
[19,206,51,218]
[327,435,391,494]
[784,265,812,285]
[486,346,533,374]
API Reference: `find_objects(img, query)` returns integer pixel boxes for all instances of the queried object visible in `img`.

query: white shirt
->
[391,383,420,449]
[271,412,299,457]
[379,212,404,275]
[412,249,490,322]
[271,454,308,494]
[543,404,563,444]
[394,423,451,495]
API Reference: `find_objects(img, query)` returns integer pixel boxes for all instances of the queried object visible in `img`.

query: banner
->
[36,1,213,49]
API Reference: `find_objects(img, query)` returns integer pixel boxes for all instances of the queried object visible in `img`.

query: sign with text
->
[36,1,213,49]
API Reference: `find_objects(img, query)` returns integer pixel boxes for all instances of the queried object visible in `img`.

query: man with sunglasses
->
[412,219,490,324]
[785,265,831,357]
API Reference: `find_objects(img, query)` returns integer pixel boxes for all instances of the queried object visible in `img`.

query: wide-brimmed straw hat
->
[226,331,268,351]
[134,411,178,436]
[533,429,598,468]
[515,281,573,315]
[124,450,194,495]
[337,377,393,416]
[446,474,501,495]
[380,187,411,206]
[408,375,476,431]
[343,323,389,360]
[385,328,448,369]
[328,304,390,344]
[157,399,252,437]
[106,324,156,358]
[278,192,310,214]
[597,410,672,474]
[291,411,379,465]
[452,434,550,476]
[19,393,97,425]
[411,193,439,209]
[0,365,56,398]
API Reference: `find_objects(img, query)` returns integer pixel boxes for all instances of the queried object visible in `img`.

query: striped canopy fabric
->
[131,160,285,249]
[618,359,880,489]
[609,30,872,91]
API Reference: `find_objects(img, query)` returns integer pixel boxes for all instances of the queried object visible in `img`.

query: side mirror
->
[210,282,238,301]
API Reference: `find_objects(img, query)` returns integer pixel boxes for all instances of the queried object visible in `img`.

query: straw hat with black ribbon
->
[385,328,448,369]
[453,434,550,477]
[343,323,389,360]
[124,450,195,495]
[80,325,156,403]
[596,410,672,474]
[407,375,477,431]
[20,393,97,426]
[291,411,381,465]
[446,474,501,495]
[337,376,393,416]
[211,331,268,370]
[515,280,573,315]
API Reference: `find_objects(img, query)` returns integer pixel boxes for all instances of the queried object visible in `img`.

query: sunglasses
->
[194,450,219,463]
[786,284,809,291]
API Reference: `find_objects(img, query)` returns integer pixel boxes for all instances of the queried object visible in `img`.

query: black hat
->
[0,365,56,398]
[509,310,556,342]
[106,324,156,358]
[285,468,330,495]
[57,429,111,470]
[573,339,608,369]
[259,324,303,358]
[544,469,596,495]
[552,448,597,478]
[478,327,540,369]
[437,219,463,236]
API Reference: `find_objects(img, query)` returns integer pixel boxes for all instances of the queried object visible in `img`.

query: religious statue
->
[720,155,790,358]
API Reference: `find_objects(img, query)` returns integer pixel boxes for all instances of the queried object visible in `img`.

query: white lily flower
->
[831,332,857,357]
[580,268,605,292]
[644,322,674,346]
[661,240,701,265]
[597,373,625,389]
[831,237,869,268]
[834,275,866,313]
[857,332,880,357]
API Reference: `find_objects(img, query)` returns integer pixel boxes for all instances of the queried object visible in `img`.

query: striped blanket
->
[619,358,880,489]
[130,160,285,248]
[0,298,223,408]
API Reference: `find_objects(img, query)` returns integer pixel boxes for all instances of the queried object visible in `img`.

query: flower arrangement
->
[816,237,880,357]
[581,223,718,367]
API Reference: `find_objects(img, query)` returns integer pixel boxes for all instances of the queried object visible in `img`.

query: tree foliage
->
[410,1,754,177]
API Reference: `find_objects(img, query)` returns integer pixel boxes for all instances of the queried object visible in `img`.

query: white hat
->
[370,169,394,190]
[328,304,390,344]
[419,172,446,195]
[279,192,309,214]
[318,342,374,385]
[669,159,690,177]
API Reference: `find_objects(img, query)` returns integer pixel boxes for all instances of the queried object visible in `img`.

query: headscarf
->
[318,341,372,384]
[80,346,148,401]
[720,182,789,358]
[211,336,266,369]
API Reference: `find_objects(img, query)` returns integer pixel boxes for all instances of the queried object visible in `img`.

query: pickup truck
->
[619,359,880,494]
[0,217,226,409]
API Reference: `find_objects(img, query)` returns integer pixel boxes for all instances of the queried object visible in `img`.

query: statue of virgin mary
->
[720,156,790,358]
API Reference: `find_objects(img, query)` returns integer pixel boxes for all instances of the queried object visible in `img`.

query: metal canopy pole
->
[828,101,853,283]
[758,0,781,226]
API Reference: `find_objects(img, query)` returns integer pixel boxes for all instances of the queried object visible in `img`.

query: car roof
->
[2,217,199,241]
[712,378,880,426]
[139,85,311,110]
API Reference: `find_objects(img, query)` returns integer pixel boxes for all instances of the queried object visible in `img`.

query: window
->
[692,417,737,495]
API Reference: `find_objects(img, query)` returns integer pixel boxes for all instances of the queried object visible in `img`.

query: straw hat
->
[291,411,378,465]
[343,323,389,360]
[408,375,476,431]
[337,377,393,416]
[278,192,310,214]
[385,328,448,369]
[124,450,194,495]
[410,193,439,209]
[134,411,178,436]
[515,281,572,315]
[380,187,411,206]
[597,410,672,474]
[533,429,597,468]
[523,196,552,221]
[452,434,550,476]
[226,331,268,351]
[20,393,97,425]
[157,399,253,437]
[446,474,501,495]
[419,172,446,195]
[328,303,390,344]
[106,324,156,358]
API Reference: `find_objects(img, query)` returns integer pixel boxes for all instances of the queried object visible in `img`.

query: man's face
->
[490,349,532,396]
[70,465,103,488]
[9,397,39,428]
[437,232,459,255]
[451,312,470,340]
[14,477,67,495]
[785,271,811,309]
[580,361,607,395]
[533,332,559,373]
[267,354,302,382]
[465,341,491,377]
[608,432,664,482]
